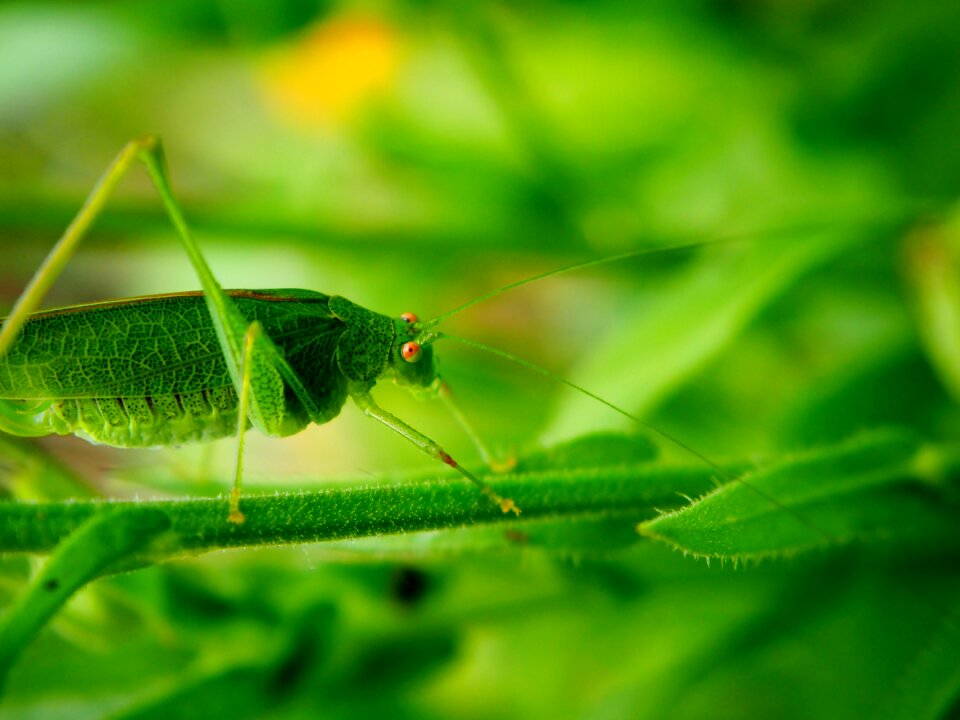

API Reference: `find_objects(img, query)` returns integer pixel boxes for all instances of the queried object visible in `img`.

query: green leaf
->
[0,446,720,702]
[638,430,960,560]
[882,598,960,720]
[0,507,170,690]
[542,227,882,443]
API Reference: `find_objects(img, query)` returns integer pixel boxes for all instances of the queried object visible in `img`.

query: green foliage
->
[0,507,171,689]
[2,1,960,719]
[1,430,958,717]
[639,429,960,560]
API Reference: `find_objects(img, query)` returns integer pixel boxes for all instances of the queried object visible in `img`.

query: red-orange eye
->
[400,312,418,323]
[401,341,422,362]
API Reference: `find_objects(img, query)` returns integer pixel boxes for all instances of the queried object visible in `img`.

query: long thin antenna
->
[437,330,840,545]
[418,217,903,331]
[420,241,723,330]
[439,381,495,467]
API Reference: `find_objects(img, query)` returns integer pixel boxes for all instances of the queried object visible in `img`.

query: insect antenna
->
[435,330,842,547]
[415,215,915,542]
[417,240,727,331]
[417,214,910,332]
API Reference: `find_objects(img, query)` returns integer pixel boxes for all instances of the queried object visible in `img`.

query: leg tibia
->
[228,321,263,525]
[438,382,517,472]
[352,392,519,515]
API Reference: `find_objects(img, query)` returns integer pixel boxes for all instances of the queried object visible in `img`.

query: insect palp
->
[414,330,441,346]
[401,341,422,362]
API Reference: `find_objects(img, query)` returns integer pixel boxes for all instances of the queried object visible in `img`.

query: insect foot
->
[228,489,246,524]
[499,497,520,516]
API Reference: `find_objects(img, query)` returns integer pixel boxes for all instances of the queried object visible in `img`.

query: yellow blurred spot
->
[263,16,399,127]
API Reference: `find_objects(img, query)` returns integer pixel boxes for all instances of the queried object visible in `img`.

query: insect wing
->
[0,290,343,400]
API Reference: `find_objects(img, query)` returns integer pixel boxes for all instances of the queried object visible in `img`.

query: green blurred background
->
[1,0,959,718]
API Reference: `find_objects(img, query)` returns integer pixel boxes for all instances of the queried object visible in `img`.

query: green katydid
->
[1,136,704,522]
[0,136,524,522]
[0,136,881,540]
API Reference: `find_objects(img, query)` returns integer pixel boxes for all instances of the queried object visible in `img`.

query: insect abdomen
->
[26,387,245,447]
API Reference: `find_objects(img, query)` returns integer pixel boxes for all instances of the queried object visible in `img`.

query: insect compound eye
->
[400,312,418,324]
[401,341,422,363]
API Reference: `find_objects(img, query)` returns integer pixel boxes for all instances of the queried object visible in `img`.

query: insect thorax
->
[327,296,440,395]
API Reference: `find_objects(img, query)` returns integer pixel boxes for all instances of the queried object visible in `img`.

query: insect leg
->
[221,320,333,523]
[128,141,329,428]
[0,137,253,382]
[437,382,516,472]
[135,139,264,405]
[352,392,519,515]
[0,136,311,430]
[0,136,325,420]
[227,321,263,524]
[0,140,148,359]
[0,137,328,519]
[0,401,52,437]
